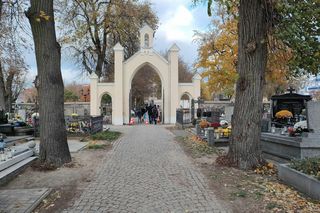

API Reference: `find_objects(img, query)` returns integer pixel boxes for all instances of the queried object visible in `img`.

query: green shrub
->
[290,157,320,180]
[90,131,121,141]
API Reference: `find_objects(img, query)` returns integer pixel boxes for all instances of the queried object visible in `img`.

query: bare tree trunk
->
[95,53,105,78]
[227,0,268,169]
[26,0,71,167]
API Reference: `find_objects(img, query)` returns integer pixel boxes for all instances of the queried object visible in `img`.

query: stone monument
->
[271,88,311,124]
[307,101,320,133]
[0,109,7,125]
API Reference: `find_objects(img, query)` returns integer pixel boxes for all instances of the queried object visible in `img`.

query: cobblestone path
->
[66,126,228,213]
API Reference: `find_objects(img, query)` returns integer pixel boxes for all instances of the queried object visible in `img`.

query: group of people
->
[135,104,161,125]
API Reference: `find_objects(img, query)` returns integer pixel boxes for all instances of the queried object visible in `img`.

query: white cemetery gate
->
[90,25,201,125]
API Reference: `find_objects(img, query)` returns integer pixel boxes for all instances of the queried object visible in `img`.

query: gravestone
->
[207,128,215,146]
[17,109,26,121]
[224,106,234,123]
[196,124,201,135]
[90,116,103,134]
[0,110,7,125]
[271,90,311,123]
[307,101,320,133]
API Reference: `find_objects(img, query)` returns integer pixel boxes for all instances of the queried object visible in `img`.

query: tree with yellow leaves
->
[196,16,238,99]
[197,11,292,100]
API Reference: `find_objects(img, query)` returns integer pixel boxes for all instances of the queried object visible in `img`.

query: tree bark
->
[0,0,3,21]
[0,61,6,110]
[227,0,268,169]
[0,1,6,111]
[26,0,71,167]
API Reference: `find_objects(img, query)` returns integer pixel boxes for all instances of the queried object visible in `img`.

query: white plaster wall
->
[178,84,196,100]
[169,46,179,123]
[90,73,99,116]
[90,30,201,125]
[97,83,116,124]
[113,44,124,125]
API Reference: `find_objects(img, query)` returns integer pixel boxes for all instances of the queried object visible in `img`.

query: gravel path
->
[65,125,228,213]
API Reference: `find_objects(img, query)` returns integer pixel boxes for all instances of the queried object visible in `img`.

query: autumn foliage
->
[196,12,292,99]
[196,17,238,99]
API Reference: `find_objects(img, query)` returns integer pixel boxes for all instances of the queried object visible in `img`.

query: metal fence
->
[65,115,103,134]
[176,109,192,125]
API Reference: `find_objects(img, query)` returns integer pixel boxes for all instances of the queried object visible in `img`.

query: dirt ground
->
[1,141,112,213]
[2,128,320,213]
[173,133,320,213]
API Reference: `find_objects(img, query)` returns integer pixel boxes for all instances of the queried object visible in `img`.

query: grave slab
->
[261,133,320,160]
[0,188,51,213]
[18,139,88,153]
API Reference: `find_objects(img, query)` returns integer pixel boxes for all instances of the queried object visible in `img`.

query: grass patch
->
[266,202,282,210]
[254,191,264,200]
[231,190,247,198]
[87,140,111,150]
[87,143,108,149]
[90,130,121,141]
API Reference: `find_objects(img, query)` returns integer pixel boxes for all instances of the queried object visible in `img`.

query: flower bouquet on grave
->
[199,119,209,129]
[287,126,296,137]
[275,110,293,127]
[275,110,293,119]
[210,122,221,129]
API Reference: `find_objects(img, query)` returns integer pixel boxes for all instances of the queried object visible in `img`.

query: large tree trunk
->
[227,0,268,169]
[0,62,6,110]
[26,0,71,167]
[0,1,6,111]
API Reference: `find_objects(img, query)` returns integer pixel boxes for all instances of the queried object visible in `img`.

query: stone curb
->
[278,163,320,200]
[25,188,53,213]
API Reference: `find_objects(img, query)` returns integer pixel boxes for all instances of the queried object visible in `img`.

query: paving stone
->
[65,126,229,212]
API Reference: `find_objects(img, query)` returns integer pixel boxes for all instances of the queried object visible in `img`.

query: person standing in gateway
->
[151,105,158,125]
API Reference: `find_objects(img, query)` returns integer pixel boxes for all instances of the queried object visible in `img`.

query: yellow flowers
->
[215,127,232,138]
[275,110,293,119]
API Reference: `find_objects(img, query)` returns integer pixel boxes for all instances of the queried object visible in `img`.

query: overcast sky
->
[25,1,212,86]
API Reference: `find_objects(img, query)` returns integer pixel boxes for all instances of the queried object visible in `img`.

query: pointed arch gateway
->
[89,24,201,125]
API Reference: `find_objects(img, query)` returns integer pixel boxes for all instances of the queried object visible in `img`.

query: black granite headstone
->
[0,109,8,125]
[271,91,311,124]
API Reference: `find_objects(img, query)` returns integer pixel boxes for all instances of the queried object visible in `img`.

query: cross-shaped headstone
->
[287,87,295,94]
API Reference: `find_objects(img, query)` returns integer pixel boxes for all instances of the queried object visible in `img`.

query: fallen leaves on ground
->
[176,131,320,212]
[262,181,320,212]
[34,190,61,212]
[254,162,277,176]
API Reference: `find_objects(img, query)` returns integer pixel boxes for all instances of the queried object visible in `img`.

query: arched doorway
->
[130,65,162,124]
[180,93,191,109]
[90,24,201,125]
[100,93,112,124]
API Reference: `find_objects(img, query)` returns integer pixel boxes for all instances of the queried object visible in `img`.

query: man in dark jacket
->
[151,105,158,125]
